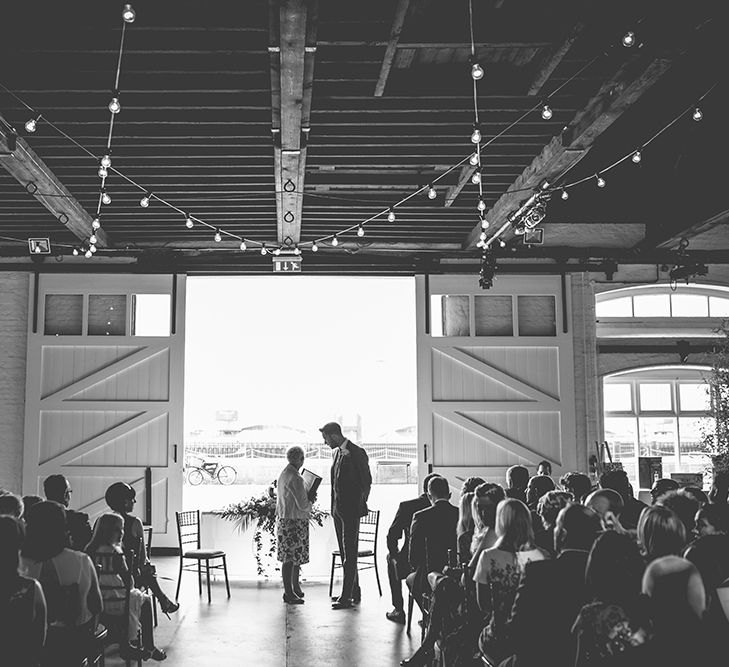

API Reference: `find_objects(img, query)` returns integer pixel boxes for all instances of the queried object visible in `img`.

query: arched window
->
[603,366,711,486]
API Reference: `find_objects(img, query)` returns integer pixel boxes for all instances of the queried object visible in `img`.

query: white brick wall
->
[0,272,29,493]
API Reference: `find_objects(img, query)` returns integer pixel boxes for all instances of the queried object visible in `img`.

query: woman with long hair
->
[457,491,476,564]
[473,498,549,663]
[104,482,179,616]
[637,505,687,563]
[86,513,165,661]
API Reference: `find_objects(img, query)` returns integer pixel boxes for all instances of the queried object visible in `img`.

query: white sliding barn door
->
[23,274,186,548]
[416,275,576,490]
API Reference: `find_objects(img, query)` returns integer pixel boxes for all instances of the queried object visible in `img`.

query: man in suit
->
[385,472,442,623]
[503,504,602,667]
[407,475,458,612]
[322,421,372,610]
[599,469,648,530]
[43,474,93,551]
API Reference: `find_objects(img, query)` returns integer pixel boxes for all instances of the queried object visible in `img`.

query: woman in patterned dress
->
[276,446,317,604]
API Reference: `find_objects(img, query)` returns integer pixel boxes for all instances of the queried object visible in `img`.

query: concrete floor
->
[103,556,425,666]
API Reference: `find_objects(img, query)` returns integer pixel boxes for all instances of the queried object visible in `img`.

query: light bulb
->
[479,232,487,241]
[274,248,281,256]
[89,234,97,245]
[108,97,121,114]
[294,246,301,255]
[101,154,112,168]
[90,244,97,253]
[260,245,267,255]
[541,104,553,120]
[140,195,150,207]
[499,239,506,248]
[92,217,101,230]
[469,153,479,166]
[477,198,486,212]
[214,230,222,243]
[332,236,339,247]
[596,174,606,188]
[102,191,112,205]
[98,166,108,179]
[427,185,437,200]
[312,242,319,252]
[122,4,135,22]
[85,249,93,259]
[632,150,642,164]
[470,126,482,144]
[239,241,247,250]
[72,248,79,256]
[185,215,193,229]
[692,107,703,122]
[481,218,490,229]
[471,62,484,81]
[387,208,396,223]
[357,225,365,237]
[471,171,481,185]
[25,118,37,133]
[622,31,635,47]
[561,188,569,200]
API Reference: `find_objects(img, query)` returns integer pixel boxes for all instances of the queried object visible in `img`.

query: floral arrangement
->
[214,485,329,576]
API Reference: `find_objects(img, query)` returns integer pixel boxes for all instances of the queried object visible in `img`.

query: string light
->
[72,248,79,256]
[471,171,481,185]
[469,152,479,166]
[357,224,365,237]
[98,166,108,179]
[692,107,703,122]
[25,116,40,133]
[471,62,484,81]
[89,234,97,245]
[239,240,247,250]
[561,188,569,200]
[632,150,642,164]
[90,244,97,253]
[92,217,101,230]
[479,231,487,241]
[260,245,267,255]
[122,4,136,23]
[470,124,482,144]
[273,248,281,255]
[387,207,396,223]
[622,31,635,47]
[331,236,339,247]
[427,184,437,200]
[100,154,112,169]
[101,189,112,205]
[477,198,486,212]
[596,174,606,188]
[541,103,553,120]
[108,96,121,114]
[214,229,222,243]
[84,249,93,259]
[499,239,506,248]
[480,217,490,229]
[140,193,150,207]
[311,242,319,252]
[294,246,301,255]
[185,214,193,229]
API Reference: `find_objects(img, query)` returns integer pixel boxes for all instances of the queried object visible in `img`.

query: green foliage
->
[701,321,729,474]
[213,488,329,576]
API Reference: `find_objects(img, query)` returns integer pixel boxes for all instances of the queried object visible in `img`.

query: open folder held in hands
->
[301,468,322,495]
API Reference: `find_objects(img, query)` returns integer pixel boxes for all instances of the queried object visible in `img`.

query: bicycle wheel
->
[188,468,204,486]
[217,465,237,485]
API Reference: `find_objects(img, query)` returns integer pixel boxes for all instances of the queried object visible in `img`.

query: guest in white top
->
[276,446,317,604]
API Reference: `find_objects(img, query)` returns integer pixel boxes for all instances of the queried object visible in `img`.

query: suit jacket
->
[506,549,590,667]
[66,509,93,552]
[386,493,431,573]
[408,499,458,598]
[330,440,372,518]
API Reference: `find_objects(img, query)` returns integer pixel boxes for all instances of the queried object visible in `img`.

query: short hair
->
[319,422,342,436]
[559,472,592,502]
[638,505,687,562]
[495,498,534,552]
[0,493,24,519]
[585,488,624,519]
[586,530,645,605]
[457,491,475,537]
[472,483,505,532]
[526,475,556,509]
[424,472,443,495]
[537,460,552,475]
[0,515,25,578]
[657,490,700,536]
[460,476,486,495]
[43,474,69,503]
[105,482,135,514]
[642,556,706,620]
[428,476,450,499]
[22,501,67,562]
[21,495,44,520]
[599,469,631,498]
[506,465,529,491]
[695,503,729,534]
[651,478,680,502]
[286,446,305,464]
[537,490,573,528]
[681,486,708,507]
[556,503,602,551]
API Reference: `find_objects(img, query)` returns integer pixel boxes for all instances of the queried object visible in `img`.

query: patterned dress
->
[276,463,312,565]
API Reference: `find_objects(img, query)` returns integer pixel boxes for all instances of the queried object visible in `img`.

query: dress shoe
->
[331,598,354,610]
[283,593,304,604]
[293,590,305,598]
[386,609,406,624]
[399,649,433,666]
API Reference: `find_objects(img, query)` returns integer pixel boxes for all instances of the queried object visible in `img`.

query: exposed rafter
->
[652,208,729,250]
[464,55,674,249]
[527,22,584,96]
[374,0,411,97]
[0,114,110,247]
[270,0,318,247]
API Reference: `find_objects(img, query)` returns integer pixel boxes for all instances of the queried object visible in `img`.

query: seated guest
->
[641,556,717,666]
[385,472,441,623]
[86,513,165,661]
[682,485,709,507]
[0,492,24,519]
[572,531,649,666]
[20,501,102,663]
[650,478,679,505]
[105,482,179,616]
[534,490,572,555]
[21,495,44,522]
[43,475,92,552]
[709,469,729,505]
[469,483,506,573]
[585,489,625,532]
[457,491,476,564]
[0,516,47,667]
[505,504,602,667]
[504,466,529,504]
[474,499,549,664]
[599,470,647,530]
[559,471,593,503]
[407,476,458,612]
[525,475,555,512]
[637,505,686,563]
[694,502,729,537]
[657,489,700,538]
[536,460,552,478]
[461,476,486,495]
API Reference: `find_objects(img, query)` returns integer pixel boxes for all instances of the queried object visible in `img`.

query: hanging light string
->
[467,0,486,237]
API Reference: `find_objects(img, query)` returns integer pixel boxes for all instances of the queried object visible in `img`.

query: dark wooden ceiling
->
[0,0,726,274]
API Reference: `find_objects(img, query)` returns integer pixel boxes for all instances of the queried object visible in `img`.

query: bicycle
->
[186,459,237,486]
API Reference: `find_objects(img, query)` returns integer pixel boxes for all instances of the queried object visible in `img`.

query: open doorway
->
[183,276,417,577]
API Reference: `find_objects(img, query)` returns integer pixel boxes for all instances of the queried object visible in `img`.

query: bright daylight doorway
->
[183,276,417,578]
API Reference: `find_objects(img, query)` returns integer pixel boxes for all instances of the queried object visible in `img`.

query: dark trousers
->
[333,511,360,600]
[387,552,405,610]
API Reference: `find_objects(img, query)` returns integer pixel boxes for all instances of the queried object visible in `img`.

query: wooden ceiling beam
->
[374,0,411,97]
[463,55,674,249]
[527,22,584,96]
[0,114,110,247]
[651,208,729,250]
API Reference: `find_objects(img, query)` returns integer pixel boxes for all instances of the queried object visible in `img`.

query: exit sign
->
[272,256,302,273]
